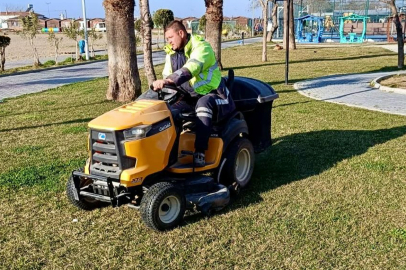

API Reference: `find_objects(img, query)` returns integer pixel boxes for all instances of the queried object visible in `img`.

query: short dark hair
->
[165,20,187,33]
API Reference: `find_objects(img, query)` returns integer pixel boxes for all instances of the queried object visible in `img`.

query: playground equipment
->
[339,14,369,43]
[296,15,324,43]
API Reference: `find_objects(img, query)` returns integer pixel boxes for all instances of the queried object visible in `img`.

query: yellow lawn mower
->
[66,71,278,231]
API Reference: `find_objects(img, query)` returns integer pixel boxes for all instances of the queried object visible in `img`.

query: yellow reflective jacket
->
[162,34,221,95]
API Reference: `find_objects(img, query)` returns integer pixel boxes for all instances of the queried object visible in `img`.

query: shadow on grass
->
[249,125,406,204]
[223,53,396,71]
[184,125,406,226]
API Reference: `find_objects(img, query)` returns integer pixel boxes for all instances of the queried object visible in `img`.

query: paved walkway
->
[0,38,261,100]
[294,44,406,117]
[294,71,406,116]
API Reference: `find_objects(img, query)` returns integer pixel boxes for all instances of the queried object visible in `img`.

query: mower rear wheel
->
[219,137,255,188]
[140,182,186,231]
[66,175,102,211]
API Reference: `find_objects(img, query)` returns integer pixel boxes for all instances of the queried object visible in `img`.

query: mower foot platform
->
[182,176,230,215]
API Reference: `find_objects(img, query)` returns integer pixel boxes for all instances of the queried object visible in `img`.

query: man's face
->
[165,28,185,51]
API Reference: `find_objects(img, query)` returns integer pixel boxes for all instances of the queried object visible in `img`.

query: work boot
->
[193,152,205,167]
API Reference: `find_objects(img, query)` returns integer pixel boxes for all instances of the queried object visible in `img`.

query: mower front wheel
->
[140,182,186,231]
[66,175,102,211]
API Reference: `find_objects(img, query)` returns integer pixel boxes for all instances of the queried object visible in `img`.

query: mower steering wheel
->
[161,84,191,98]
[151,84,192,103]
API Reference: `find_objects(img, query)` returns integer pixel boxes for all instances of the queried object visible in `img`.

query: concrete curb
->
[371,73,406,95]
[0,59,108,78]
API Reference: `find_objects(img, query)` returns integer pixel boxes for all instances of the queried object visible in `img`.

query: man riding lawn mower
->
[66,21,278,231]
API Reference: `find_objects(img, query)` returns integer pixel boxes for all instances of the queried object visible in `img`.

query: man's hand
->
[152,79,174,91]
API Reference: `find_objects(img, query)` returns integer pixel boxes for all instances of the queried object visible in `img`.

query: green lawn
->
[1,43,406,269]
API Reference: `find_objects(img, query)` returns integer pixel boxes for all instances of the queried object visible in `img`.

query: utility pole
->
[81,0,89,60]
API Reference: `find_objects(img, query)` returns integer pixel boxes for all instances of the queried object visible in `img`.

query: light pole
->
[285,0,290,85]
[46,2,50,18]
[81,0,89,60]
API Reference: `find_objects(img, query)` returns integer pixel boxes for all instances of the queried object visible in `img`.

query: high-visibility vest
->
[162,34,221,95]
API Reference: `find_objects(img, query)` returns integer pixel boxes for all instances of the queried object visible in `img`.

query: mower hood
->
[88,100,172,131]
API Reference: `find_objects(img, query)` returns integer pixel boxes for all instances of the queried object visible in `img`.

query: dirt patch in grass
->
[379,74,406,90]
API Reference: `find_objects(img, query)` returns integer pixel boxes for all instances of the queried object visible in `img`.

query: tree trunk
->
[204,0,223,70]
[283,0,296,50]
[54,44,58,63]
[261,1,268,62]
[75,40,79,61]
[29,38,40,67]
[267,2,278,42]
[389,0,404,68]
[283,0,288,49]
[103,0,142,101]
[139,0,156,85]
[0,47,5,71]
[157,28,161,49]
[288,0,296,49]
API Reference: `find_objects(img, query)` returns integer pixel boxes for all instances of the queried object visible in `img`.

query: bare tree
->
[382,0,404,68]
[267,0,278,42]
[4,4,24,12]
[82,28,102,57]
[258,0,269,62]
[103,0,142,101]
[204,0,224,70]
[0,35,11,72]
[20,12,41,67]
[47,32,63,64]
[139,0,156,85]
[63,21,81,61]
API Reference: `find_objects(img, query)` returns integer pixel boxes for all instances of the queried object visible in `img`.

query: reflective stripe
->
[197,112,212,118]
[216,99,229,105]
[174,70,183,76]
[193,62,218,88]
[187,58,204,73]
[225,88,230,97]
[196,107,213,114]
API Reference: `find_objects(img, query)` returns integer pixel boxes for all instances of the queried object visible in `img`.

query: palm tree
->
[204,0,223,70]
[103,0,142,101]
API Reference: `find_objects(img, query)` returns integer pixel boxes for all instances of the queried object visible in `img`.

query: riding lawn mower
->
[66,71,278,231]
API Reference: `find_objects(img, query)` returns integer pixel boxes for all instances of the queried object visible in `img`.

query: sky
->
[1,0,261,19]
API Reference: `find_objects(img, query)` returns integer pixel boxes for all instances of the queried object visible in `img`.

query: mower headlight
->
[123,125,152,140]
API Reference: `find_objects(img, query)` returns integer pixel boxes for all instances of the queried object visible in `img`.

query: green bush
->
[61,57,74,64]
[43,60,56,66]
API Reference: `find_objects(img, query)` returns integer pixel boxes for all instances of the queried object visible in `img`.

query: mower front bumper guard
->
[71,171,130,207]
